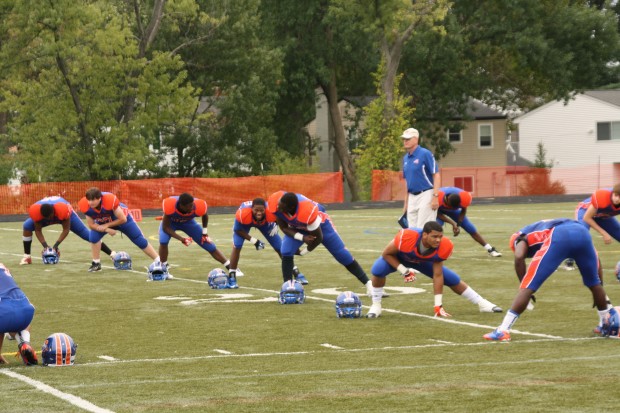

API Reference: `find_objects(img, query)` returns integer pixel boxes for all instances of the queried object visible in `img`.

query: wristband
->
[202,228,208,235]
[294,233,304,241]
[434,294,443,307]
[249,237,258,245]
[397,264,408,275]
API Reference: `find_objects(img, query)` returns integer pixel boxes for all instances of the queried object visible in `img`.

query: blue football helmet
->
[335,291,363,318]
[41,333,77,366]
[279,280,305,304]
[42,247,59,265]
[113,251,132,270]
[602,307,620,337]
[147,262,167,281]
[615,260,620,282]
[208,268,229,289]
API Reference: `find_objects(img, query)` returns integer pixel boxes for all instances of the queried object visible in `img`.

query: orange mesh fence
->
[372,164,620,201]
[0,172,343,216]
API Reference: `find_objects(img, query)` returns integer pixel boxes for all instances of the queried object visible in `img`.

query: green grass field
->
[1,202,619,412]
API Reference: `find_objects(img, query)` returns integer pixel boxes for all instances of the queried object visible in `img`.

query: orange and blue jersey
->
[158,196,217,252]
[436,187,477,234]
[511,219,601,291]
[232,200,280,250]
[267,191,354,265]
[78,192,148,248]
[0,264,35,333]
[162,196,208,223]
[371,228,462,286]
[23,196,91,241]
[575,188,620,242]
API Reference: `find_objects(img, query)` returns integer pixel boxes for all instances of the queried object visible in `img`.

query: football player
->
[228,198,307,284]
[20,196,115,265]
[78,187,159,272]
[367,221,502,318]
[435,187,502,257]
[267,191,373,295]
[576,183,620,245]
[159,193,237,286]
[484,218,611,342]
[0,263,38,365]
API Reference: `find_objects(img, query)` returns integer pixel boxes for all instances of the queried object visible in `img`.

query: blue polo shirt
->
[402,146,438,194]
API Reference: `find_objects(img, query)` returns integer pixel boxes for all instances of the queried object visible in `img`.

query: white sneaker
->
[366,303,382,318]
[19,255,32,265]
[526,300,535,311]
[487,247,502,257]
[235,268,245,277]
[478,299,503,313]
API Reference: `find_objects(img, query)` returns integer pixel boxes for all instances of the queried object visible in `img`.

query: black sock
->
[345,260,370,285]
[101,243,112,255]
[23,241,32,255]
[282,256,295,282]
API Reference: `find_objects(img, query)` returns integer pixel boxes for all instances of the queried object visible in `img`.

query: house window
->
[447,128,462,143]
[479,124,493,148]
[597,121,620,141]
[454,176,473,192]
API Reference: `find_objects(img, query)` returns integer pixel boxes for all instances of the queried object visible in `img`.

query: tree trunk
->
[321,79,360,202]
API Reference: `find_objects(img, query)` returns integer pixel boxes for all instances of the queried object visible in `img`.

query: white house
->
[513,90,620,192]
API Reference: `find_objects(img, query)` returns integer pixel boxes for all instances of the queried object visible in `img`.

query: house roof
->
[583,89,620,107]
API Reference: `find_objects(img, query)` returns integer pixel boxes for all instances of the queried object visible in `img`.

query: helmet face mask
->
[147,262,167,281]
[42,247,59,265]
[113,251,132,270]
[335,291,363,318]
[279,280,305,304]
[42,333,77,366]
[208,268,229,289]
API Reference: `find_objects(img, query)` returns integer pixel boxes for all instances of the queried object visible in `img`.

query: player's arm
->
[583,205,612,244]
[513,238,528,282]
[96,206,127,232]
[457,207,467,226]
[33,221,49,248]
[430,171,441,210]
[160,215,182,241]
[437,212,460,236]
[53,218,71,249]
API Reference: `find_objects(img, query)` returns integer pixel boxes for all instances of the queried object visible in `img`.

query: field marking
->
[97,355,118,361]
[213,349,233,355]
[320,343,344,350]
[0,370,115,413]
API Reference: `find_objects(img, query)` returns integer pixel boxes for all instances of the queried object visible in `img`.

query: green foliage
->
[354,69,413,199]
[267,149,321,175]
[533,141,554,168]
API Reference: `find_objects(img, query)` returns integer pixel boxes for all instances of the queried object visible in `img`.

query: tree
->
[519,142,566,195]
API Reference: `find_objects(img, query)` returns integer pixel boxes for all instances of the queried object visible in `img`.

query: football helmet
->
[335,291,363,318]
[208,268,229,289]
[113,251,132,270]
[615,260,620,282]
[602,307,620,337]
[279,280,305,304]
[41,333,77,366]
[42,247,59,265]
[147,262,167,281]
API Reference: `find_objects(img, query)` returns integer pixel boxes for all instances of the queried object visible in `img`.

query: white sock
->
[461,287,483,305]
[16,330,30,344]
[499,310,520,331]
[223,260,230,267]
[597,308,610,326]
[483,243,492,251]
[93,259,100,264]
[371,287,384,304]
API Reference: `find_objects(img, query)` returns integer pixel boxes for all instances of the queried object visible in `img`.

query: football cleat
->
[88,262,102,272]
[487,247,502,257]
[20,255,32,265]
[483,329,511,342]
[335,291,363,318]
[593,325,603,336]
[295,273,309,285]
[478,300,503,313]
[113,251,132,270]
[279,280,305,304]
[42,247,59,265]
[147,262,168,281]
[18,342,38,366]
[235,268,245,277]
[227,276,239,289]
[41,333,77,366]
[562,258,576,271]
[366,303,382,318]
[208,268,229,289]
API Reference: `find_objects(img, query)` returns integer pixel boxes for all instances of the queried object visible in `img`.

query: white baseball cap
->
[401,128,419,139]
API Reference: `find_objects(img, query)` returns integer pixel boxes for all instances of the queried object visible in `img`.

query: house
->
[513,89,620,193]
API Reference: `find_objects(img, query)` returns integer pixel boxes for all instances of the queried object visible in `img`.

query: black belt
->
[410,188,432,196]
